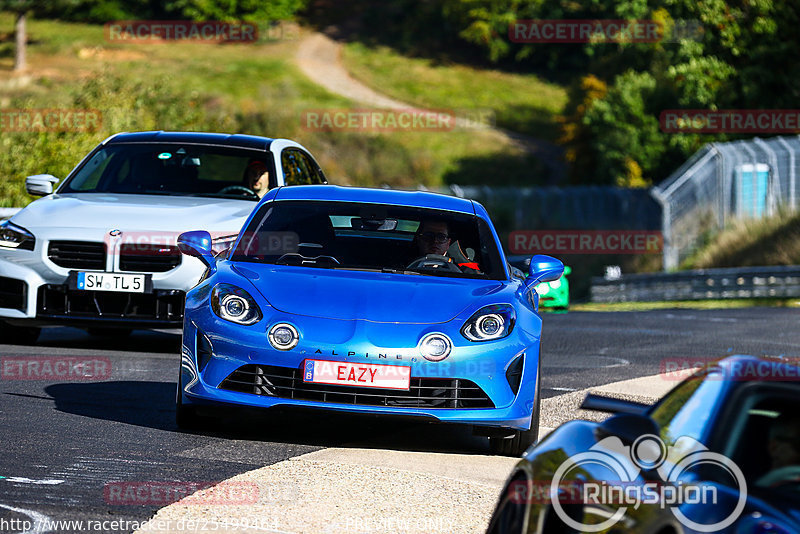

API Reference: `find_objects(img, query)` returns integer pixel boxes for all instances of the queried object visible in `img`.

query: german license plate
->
[77,272,145,293]
[303,360,411,390]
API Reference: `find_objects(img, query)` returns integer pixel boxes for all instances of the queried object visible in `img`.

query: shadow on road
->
[44,380,490,454]
[33,327,181,354]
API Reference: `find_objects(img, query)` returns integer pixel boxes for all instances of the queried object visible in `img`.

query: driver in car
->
[757,413,800,487]
[415,220,452,256]
[244,160,270,198]
[412,220,481,272]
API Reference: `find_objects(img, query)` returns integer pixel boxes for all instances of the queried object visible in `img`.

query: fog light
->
[269,323,299,350]
[419,333,451,362]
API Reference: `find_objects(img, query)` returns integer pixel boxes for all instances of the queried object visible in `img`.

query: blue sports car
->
[176,185,563,455]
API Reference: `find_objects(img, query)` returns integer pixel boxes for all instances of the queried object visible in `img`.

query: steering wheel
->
[217,185,258,199]
[406,254,463,273]
[756,465,800,487]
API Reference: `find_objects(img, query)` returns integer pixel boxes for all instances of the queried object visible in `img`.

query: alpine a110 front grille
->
[48,241,106,270]
[119,243,181,273]
[219,364,495,409]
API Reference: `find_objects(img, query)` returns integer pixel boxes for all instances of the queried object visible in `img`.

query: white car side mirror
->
[25,174,60,196]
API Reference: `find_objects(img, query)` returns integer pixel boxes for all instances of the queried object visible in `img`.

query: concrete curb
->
[134,372,675,534]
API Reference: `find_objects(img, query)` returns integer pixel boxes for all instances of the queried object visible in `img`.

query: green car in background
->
[508,256,570,310]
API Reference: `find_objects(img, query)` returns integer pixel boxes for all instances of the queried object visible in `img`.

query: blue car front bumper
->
[179,311,541,431]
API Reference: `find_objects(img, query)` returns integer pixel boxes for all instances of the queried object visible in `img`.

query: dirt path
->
[294,32,568,183]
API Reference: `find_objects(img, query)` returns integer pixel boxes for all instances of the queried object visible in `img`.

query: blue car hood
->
[234,264,506,324]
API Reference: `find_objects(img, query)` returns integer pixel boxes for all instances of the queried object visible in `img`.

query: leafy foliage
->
[318,0,798,186]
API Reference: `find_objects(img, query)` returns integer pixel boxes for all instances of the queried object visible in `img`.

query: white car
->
[0,131,327,343]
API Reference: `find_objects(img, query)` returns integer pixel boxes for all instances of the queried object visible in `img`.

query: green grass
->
[0,16,538,207]
[341,41,568,142]
[682,210,800,270]
[571,299,800,312]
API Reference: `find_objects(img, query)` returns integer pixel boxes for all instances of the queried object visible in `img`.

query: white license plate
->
[77,272,145,293]
[303,359,411,390]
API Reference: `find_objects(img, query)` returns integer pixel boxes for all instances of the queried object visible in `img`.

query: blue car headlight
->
[0,220,35,250]
[210,283,262,325]
[461,304,515,342]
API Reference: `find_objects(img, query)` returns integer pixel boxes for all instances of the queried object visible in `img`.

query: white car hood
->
[13,193,256,237]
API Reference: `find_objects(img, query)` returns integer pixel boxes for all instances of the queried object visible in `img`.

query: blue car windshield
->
[231,200,506,280]
[59,143,273,200]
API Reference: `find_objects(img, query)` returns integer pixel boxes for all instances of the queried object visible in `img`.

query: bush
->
[0,73,209,207]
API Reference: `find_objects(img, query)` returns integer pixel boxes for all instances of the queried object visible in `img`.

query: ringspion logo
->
[550,435,746,532]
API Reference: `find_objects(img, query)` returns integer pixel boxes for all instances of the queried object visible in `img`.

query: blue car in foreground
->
[176,185,563,455]
[487,355,800,532]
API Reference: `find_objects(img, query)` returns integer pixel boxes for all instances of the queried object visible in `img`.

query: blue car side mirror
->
[525,254,564,290]
[178,230,216,269]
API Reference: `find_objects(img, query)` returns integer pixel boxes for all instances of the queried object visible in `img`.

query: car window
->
[68,149,113,191]
[232,200,505,280]
[282,149,324,185]
[725,388,800,496]
[60,143,271,200]
[649,370,726,448]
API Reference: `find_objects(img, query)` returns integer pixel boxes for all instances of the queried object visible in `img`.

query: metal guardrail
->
[591,265,800,302]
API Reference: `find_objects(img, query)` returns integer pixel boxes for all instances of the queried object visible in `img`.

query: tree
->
[0,0,80,71]
[164,0,308,22]
[0,0,35,71]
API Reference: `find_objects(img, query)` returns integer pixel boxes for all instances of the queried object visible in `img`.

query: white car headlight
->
[461,305,515,342]
[210,283,262,325]
[0,220,35,250]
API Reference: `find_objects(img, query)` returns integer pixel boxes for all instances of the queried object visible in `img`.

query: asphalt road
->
[1,307,798,533]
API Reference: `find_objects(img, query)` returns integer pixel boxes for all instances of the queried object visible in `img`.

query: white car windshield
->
[60,143,272,200]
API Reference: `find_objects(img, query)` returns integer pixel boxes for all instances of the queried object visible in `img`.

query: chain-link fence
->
[652,135,800,270]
